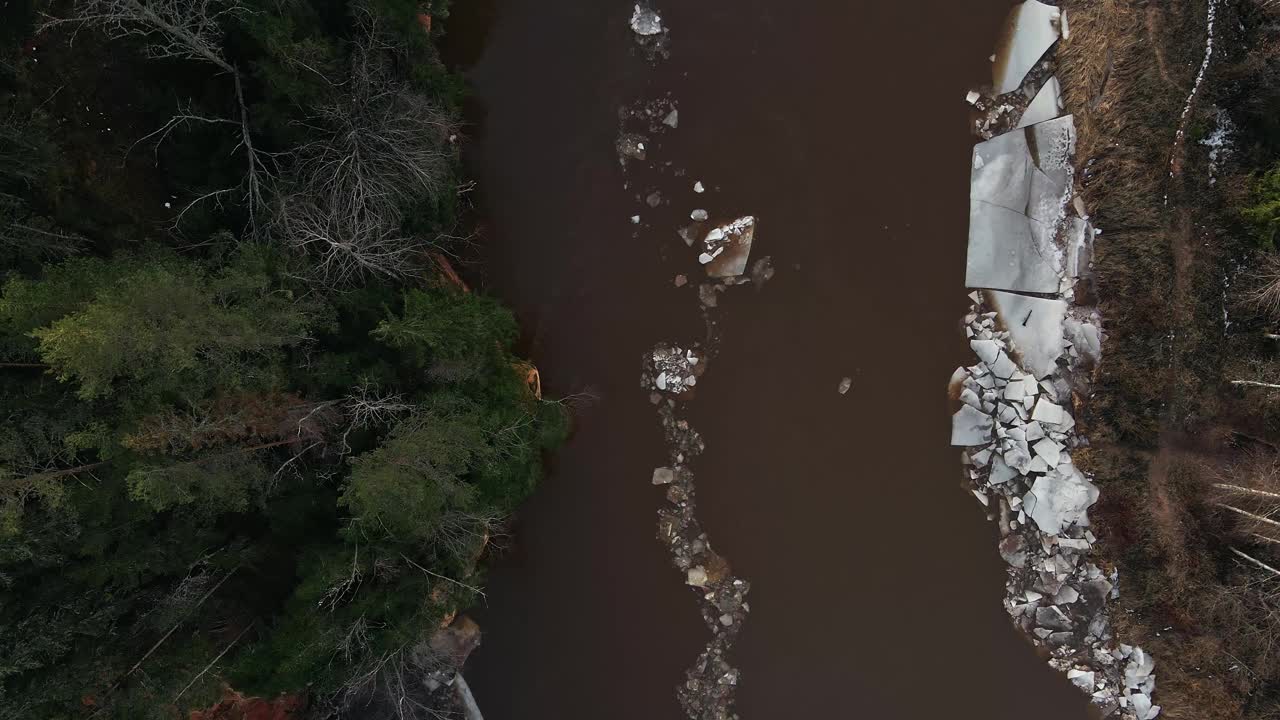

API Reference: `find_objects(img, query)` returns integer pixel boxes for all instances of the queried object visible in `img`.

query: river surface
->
[444,1,1097,718]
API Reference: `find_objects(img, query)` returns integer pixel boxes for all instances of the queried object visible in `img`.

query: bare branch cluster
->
[1243,253,1280,321]
[334,640,461,720]
[430,509,504,568]
[42,0,244,66]
[41,0,269,229]
[339,381,411,449]
[274,9,458,283]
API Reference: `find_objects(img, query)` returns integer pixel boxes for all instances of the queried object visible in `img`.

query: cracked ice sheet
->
[993,1,1064,94]
[1023,467,1100,536]
[967,122,1073,294]
[986,290,1067,379]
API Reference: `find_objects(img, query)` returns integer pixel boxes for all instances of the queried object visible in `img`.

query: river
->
[443,1,1097,718]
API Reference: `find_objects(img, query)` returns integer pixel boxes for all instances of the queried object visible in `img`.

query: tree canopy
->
[0,0,564,717]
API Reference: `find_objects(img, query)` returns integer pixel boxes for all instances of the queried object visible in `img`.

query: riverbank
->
[951,3,1161,717]
[1056,1,1280,718]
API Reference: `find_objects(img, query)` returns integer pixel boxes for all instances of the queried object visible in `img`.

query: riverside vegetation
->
[0,0,566,717]
[1060,1,1280,717]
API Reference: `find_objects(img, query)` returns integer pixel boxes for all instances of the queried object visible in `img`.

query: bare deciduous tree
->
[340,381,412,453]
[430,509,504,568]
[274,8,457,283]
[1243,252,1280,323]
[41,0,269,229]
[1213,450,1280,546]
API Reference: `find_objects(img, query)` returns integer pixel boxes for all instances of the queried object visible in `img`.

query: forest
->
[0,0,564,717]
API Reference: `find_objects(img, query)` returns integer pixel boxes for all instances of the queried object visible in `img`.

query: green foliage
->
[343,395,486,545]
[1,250,311,401]
[126,453,272,514]
[374,287,518,367]
[1245,163,1280,251]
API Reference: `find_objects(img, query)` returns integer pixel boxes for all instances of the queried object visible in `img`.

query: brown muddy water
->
[444,1,1097,719]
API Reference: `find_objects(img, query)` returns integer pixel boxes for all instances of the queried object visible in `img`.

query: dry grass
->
[1058,1,1280,717]
[1057,0,1144,164]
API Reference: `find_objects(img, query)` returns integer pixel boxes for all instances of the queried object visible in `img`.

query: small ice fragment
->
[694,181,705,193]
[691,209,708,221]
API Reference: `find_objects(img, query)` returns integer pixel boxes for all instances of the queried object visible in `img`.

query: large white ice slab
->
[993,1,1064,94]
[987,290,1068,379]
[967,115,1076,294]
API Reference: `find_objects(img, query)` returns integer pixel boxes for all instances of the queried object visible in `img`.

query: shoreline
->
[951,2,1159,718]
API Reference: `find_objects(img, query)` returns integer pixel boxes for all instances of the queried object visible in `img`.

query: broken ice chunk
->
[630,4,664,35]
[703,215,756,278]
[1023,468,1100,535]
[990,351,1019,379]
[1033,437,1064,465]
[970,339,1003,365]
[952,405,995,446]
[1066,669,1095,691]
[1032,398,1066,425]
[1016,75,1063,129]
[989,455,1018,485]
[1064,317,1102,366]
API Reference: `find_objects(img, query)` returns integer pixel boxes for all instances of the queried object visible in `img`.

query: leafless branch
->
[42,0,268,231]
[172,624,252,702]
[430,509,505,566]
[339,381,412,453]
[318,543,363,613]
[1234,380,1280,390]
[400,552,484,599]
[1234,547,1280,579]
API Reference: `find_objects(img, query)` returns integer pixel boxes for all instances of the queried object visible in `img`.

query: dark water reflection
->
[446,2,1097,719]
